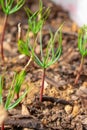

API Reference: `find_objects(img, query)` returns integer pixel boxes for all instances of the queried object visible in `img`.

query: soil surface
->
[0,0,87,130]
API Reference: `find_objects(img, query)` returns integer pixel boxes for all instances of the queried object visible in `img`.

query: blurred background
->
[51,0,87,26]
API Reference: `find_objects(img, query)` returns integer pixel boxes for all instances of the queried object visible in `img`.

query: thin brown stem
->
[0,14,8,61]
[40,68,45,102]
[75,56,84,84]
[17,93,19,100]
[1,122,4,130]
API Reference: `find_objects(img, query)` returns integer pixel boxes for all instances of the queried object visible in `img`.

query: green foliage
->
[0,70,28,110]
[0,0,25,15]
[31,29,62,69]
[18,25,62,69]
[25,0,50,35]
[18,0,50,57]
[6,90,27,110]
[14,70,26,94]
[18,39,30,56]
[27,9,44,35]
[78,25,87,57]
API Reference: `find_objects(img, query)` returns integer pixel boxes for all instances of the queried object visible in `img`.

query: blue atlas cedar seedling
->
[18,24,62,102]
[75,25,87,84]
[0,71,30,130]
[0,0,25,61]
[24,0,50,55]
[29,27,62,102]
[18,0,50,70]
[18,0,62,102]
[25,0,50,36]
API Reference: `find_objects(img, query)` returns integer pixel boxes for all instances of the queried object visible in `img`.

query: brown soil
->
[0,0,87,130]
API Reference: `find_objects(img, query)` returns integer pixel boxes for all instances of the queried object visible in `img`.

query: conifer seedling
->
[18,0,50,70]
[75,25,87,84]
[18,26,62,102]
[18,0,62,102]
[0,71,29,130]
[0,0,25,61]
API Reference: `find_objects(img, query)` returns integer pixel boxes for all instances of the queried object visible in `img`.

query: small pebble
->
[65,105,72,114]
[71,103,80,117]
